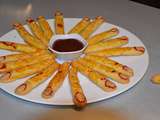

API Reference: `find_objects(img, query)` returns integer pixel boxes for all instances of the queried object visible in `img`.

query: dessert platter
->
[0,11,149,108]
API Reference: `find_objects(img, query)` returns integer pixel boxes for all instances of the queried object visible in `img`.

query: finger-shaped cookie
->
[68,17,90,34]
[15,63,59,95]
[80,16,105,39]
[78,58,130,84]
[42,62,70,99]
[37,16,54,41]
[54,11,65,34]
[13,23,46,49]
[72,61,117,92]
[0,59,54,83]
[88,47,145,57]
[151,73,160,84]
[69,65,87,108]
[0,53,54,73]
[26,18,48,46]
[0,50,49,62]
[84,55,133,77]
[87,28,119,45]
[0,41,38,53]
[0,53,26,62]
[85,36,128,53]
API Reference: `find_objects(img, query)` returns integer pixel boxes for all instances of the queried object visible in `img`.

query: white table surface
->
[0,0,160,120]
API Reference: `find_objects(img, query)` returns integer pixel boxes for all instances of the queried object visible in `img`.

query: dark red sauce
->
[52,39,84,52]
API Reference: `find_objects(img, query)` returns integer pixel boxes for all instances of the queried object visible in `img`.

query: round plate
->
[0,18,149,105]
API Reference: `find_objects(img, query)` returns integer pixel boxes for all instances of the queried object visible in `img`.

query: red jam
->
[52,39,84,52]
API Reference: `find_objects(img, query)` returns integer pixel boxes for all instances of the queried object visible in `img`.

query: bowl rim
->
[48,34,88,54]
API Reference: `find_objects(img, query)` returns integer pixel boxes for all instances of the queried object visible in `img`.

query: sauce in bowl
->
[48,34,88,60]
[52,39,84,52]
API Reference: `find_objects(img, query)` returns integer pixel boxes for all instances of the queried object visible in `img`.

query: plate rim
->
[0,18,149,105]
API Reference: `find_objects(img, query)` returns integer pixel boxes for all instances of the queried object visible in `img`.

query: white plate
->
[0,18,149,105]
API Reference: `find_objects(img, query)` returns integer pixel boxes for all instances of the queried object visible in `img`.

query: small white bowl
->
[48,34,88,60]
